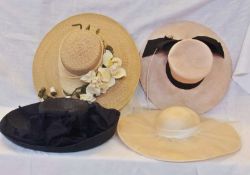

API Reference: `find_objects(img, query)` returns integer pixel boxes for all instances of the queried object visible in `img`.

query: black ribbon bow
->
[142,36,224,58]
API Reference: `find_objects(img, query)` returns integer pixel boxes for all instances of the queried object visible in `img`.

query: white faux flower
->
[109,63,119,73]
[111,57,122,67]
[108,57,126,79]
[80,93,96,103]
[80,70,96,83]
[49,86,57,96]
[78,47,126,101]
[91,74,101,84]
[98,67,111,82]
[110,67,127,79]
[99,78,116,93]
[103,50,113,67]
[86,84,101,96]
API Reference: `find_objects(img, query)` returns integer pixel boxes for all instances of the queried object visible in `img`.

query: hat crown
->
[156,106,200,139]
[168,39,213,84]
[60,30,103,75]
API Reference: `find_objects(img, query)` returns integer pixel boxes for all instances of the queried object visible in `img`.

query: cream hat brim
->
[33,13,140,110]
[140,21,232,113]
[118,110,241,162]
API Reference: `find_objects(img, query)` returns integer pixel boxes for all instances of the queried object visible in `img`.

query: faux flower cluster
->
[79,49,126,102]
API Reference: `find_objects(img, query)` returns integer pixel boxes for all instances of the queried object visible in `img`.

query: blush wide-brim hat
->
[118,106,240,162]
[33,13,140,110]
[140,21,232,113]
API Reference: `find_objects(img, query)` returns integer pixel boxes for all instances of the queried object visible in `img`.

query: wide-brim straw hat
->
[140,21,232,113]
[33,13,140,110]
[118,106,240,162]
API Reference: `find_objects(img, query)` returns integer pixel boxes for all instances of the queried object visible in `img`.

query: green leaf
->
[63,84,88,99]
[43,94,51,100]
[96,28,100,34]
[105,45,114,54]
[38,87,46,98]
[75,92,80,98]
[80,84,87,94]
[63,89,71,96]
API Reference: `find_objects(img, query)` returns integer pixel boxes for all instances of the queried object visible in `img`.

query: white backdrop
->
[1,0,250,175]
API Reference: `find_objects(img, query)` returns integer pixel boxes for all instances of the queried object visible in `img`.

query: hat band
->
[166,62,203,89]
[157,126,199,139]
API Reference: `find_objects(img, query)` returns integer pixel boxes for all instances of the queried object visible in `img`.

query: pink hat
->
[140,21,232,113]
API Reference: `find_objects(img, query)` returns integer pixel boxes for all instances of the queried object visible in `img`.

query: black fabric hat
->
[0,98,120,152]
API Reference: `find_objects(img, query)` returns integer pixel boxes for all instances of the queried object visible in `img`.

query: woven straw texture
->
[33,13,141,110]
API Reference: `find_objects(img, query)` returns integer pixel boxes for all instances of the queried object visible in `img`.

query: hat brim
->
[2,124,117,152]
[118,110,241,162]
[140,21,232,113]
[0,102,118,153]
[33,13,141,110]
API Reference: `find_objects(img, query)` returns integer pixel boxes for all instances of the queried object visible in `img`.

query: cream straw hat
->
[118,106,240,162]
[33,13,140,110]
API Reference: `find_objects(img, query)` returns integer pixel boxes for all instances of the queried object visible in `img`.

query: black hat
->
[0,98,120,152]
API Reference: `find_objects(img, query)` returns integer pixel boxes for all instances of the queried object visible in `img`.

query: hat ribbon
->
[157,125,199,139]
[165,62,203,90]
[142,36,224,58]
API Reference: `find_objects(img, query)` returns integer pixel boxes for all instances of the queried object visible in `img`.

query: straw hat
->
[140,21,232,113]
[118,106,240,162]
[33,13,140,110]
